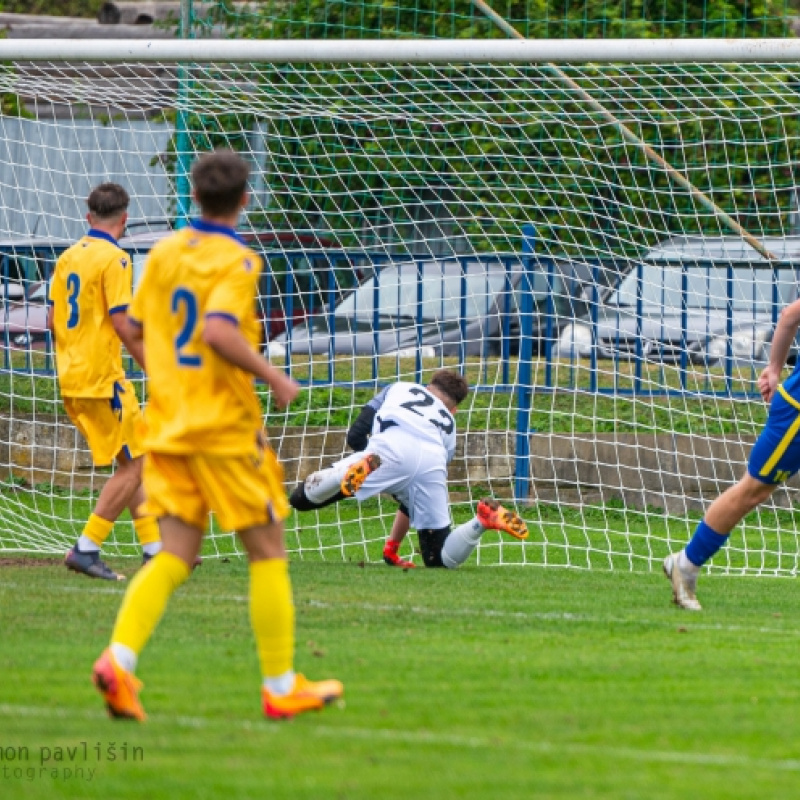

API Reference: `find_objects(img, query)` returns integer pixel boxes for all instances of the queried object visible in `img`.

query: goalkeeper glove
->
[383,539,415,569]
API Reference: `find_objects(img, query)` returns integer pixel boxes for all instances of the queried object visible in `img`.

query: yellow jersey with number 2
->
[49,230,132,398]
[129,220,263,456]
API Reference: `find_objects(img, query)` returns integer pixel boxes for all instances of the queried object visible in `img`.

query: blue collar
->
[189,218,244,244]
[86,228,118,245]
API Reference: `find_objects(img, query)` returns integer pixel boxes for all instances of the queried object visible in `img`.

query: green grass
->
[5,485,800,576]
[2,559,800,799]
[0,354,773,435]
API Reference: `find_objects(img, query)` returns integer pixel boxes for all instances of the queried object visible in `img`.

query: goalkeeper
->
[290,370,528,568]
[664,296,800,610]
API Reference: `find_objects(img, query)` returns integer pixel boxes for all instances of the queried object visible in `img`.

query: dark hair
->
[191,149,250,217]
[430,369,469,406]
[87,183,129,220]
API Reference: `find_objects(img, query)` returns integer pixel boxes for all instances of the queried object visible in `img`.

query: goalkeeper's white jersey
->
[369,382,457,463]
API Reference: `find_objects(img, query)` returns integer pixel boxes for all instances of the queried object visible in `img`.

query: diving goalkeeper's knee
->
[417,527,451,568]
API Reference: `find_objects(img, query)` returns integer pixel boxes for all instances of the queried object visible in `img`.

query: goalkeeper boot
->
[92,648,146,722]
[477,498,529,540]
[663,552,702,611]
[341,453,381,497]
[262,673,344,720]
[65,547,125,581]
[383,539,415,568]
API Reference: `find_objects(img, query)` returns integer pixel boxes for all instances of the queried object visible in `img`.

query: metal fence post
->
[175,0,193,229]
[514,224,536,501]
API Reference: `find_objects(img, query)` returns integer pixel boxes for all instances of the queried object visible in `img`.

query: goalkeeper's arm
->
[346,404,377,452]
[346,386,389,451]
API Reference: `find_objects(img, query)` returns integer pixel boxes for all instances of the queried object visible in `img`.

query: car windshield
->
[28,282,48,301]
[333,260,514,322]
[608,263,799,311]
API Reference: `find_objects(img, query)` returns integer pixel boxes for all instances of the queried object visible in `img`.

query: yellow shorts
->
[142,445,290,533]
[63,379,145,467]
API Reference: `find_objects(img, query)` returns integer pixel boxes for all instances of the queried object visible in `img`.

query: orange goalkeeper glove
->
[383,539,415,569]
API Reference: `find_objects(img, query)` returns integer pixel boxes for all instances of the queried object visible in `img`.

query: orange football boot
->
[92,648,146,722]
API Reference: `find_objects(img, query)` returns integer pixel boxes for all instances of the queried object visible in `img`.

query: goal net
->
[1,38,799,575]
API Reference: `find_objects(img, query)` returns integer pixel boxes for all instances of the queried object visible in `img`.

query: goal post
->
[1,38,800,575]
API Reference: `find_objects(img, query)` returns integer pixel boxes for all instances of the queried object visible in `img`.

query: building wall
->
[0,117,173,240]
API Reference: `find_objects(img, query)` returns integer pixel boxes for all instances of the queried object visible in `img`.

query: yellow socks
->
[111,551,190,658]
[249,559,295,679]
[134,516,160,546]
[80,514,114,548]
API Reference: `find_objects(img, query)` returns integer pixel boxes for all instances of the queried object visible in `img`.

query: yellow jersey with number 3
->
[129,220,263,456]
[49,230,132,398]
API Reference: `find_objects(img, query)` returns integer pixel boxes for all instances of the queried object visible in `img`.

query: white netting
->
[0,48,799,573]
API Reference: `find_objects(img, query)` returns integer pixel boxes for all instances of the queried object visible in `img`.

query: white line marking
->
[0,703,797,773]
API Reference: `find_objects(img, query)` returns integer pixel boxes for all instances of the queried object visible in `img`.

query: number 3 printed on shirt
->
[66,273,81,329]
[172,287,202,367]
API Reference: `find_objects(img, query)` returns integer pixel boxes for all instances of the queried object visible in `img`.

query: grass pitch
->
[1,559,800,799]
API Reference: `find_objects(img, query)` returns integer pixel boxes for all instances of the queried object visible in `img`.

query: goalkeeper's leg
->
[289,452,381,510]
[435,499,528,569]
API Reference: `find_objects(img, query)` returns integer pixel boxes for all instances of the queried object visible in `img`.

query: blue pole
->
[175,0,193,229]
[514,224,536,502]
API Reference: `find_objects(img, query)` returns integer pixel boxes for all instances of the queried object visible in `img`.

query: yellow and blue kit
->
[130,219,289,531]
[50,229,143,466]
[749,367,800,484]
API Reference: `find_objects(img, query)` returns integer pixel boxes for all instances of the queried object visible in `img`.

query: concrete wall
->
[1,412,789,514]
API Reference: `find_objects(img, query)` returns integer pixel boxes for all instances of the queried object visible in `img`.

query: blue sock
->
[685,520,729,567]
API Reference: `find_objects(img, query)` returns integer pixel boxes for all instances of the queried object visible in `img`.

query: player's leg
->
[383,504,415,568]
[94,515,199,720]
[664,391,800,610]
[203,444,342,719]
[92,452,204,720]
[407,455,529,569]
[289,451,381,511]
[127,481,162,562]
[237,520,343,719]
[66,385,161,578]
[66,448,143,581]
[439,501,529,568]
[664,473,776,611]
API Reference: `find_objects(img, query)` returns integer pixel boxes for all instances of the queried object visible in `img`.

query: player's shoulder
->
[147,228,189,260]
[389,381,419,393]
[56,236,89,264]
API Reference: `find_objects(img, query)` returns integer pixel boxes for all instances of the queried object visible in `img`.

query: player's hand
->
[758,366,779,404]
[270,371,300,409]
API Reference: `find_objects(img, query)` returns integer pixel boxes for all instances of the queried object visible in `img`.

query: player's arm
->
[112,312,145,371]
[759,296,800,403]
[46,268,59,335]
[203,317,298,409]
[346,387,389,451]
[383,504,414,568]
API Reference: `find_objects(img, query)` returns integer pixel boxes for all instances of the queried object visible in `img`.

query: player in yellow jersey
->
[91,150,343,721]
[48,183,161,582]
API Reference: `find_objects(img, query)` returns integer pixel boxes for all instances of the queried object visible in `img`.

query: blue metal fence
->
[5,240,794,502]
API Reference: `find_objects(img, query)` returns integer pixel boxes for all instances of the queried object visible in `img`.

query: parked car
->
[120,227,366,341]
[557,235,800,365]
[0,238,70,349]
[266,255,600,358]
